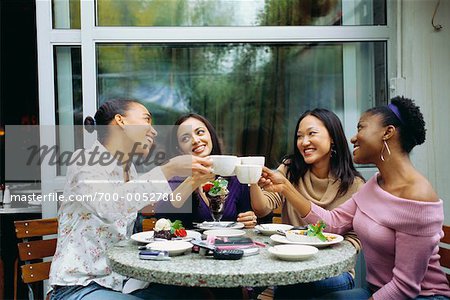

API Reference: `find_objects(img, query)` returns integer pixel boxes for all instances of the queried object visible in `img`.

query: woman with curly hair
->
[260,97,450,299]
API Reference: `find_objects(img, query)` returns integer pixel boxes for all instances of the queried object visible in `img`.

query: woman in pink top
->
[260,97,450,299]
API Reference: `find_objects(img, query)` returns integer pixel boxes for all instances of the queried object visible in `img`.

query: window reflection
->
[54,46,83,175]
[97,42,386,167]
[52,0,81,29]
[96,0,385,27]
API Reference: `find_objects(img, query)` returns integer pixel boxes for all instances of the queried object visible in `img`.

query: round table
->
[107,230,357,287]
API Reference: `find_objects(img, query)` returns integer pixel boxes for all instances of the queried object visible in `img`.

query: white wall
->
[402,0,450,224]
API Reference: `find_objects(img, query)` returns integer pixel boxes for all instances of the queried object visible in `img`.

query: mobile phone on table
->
[214,237,254,246]
[191,240,216,256]
[139,250,171,260]
[213,249,244,260]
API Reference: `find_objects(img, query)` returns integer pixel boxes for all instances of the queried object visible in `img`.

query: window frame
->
[36,0,396,217]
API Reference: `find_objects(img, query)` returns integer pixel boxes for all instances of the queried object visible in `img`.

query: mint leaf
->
[171,220,183,230]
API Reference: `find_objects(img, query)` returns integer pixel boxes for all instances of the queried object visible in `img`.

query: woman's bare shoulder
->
[402,176,439,203]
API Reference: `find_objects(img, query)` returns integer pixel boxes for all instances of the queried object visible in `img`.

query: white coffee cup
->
[209,155,239,176]
[235,164,263,184]
[239,156,265,166]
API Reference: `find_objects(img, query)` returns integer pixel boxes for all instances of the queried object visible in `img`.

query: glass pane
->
[54,46,83,175]
[52,0,81,29]
[96,0,386,27]
[97,42,386,168]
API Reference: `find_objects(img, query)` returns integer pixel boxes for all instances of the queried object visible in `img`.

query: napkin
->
[122,278,150,294]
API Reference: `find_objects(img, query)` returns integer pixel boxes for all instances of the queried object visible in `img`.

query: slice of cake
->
[153,218,172,240]
[153,218,187,240]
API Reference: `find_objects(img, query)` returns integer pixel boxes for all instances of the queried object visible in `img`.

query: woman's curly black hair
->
[366,96,426,153]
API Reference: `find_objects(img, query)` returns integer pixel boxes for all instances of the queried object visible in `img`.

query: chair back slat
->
[15,218,58,238]
[272,206,282,224]
[142,218,157,232]
[272,216,282,224]
[20,261,52,284]
[17,239,57,261]
[14,217,59,297]
[439,247,450,268]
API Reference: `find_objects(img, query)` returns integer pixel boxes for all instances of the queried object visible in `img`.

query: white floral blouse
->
[49,141,171,291]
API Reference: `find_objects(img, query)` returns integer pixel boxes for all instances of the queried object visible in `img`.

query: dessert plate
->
[130,230,201,244]
[147,241,193,256]
[268,244,318,261]
[269,233,343,248]
[197,221,245,230]
[203,229,246,237]
[255,224,293,236]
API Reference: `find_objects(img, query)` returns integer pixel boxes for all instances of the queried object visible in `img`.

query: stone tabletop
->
[107,230,357,287]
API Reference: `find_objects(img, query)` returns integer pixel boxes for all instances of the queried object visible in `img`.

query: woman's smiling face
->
[351,112,385,164]
[296,115,333,168]
[177,117,213,157]
[120,102,157,156]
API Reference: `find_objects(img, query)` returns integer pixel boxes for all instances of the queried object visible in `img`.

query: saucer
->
[147,241,193,256]
[203,229,246,237]
[255,223,293,235]
[197,221,245,230]
[131,230,201,244]
[268,244,318,261]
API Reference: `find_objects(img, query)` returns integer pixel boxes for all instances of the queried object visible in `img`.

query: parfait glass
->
[207,194,227,223]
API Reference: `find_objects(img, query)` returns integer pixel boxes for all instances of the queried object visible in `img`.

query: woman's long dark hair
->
[283,108,363,198]
[168,113,222,158]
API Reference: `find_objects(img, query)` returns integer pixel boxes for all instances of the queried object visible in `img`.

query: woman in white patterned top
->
[49,99,212,300]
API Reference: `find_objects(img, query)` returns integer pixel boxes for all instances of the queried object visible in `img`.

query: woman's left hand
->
[237,211,258,228]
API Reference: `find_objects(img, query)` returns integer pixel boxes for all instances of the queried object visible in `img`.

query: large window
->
[36,0,394,216]
[97,42,386,166]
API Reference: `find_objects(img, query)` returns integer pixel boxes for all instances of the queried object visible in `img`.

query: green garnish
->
[202,177,229,197]
[307,220,327,242]
[171,220,183,229]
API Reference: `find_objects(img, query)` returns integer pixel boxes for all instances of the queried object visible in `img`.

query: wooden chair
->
[14,218,58,300]
[142,217,157,232]
[257,287,274,300]
[439,225,450,282]
[272,206,282,224]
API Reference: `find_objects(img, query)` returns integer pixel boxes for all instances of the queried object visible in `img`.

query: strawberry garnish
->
[202,182,214,192]
[175,228,187,237]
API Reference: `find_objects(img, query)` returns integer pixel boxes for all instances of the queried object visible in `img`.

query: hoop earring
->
[380,140,391,162]
[330,144,337,158]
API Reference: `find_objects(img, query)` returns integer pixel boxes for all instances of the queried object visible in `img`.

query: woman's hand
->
[258,166,289,193]
[162,155,212,179]
[237,211,258,228]
[191,172,216,188]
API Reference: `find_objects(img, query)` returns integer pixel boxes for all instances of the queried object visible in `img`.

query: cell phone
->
[213,249,244,260]
[214,237,256,250]
[139,250,171,261]
[190,240,216,256]
[214,237,254,246]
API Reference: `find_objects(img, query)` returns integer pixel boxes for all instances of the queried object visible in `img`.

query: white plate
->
[255,224,293,235]
[269,233,343,247]
[130,230,201,244]
[147,241,193,256]
[203,229,246,237]
[197,221,245,230]
[268,244,318,261]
